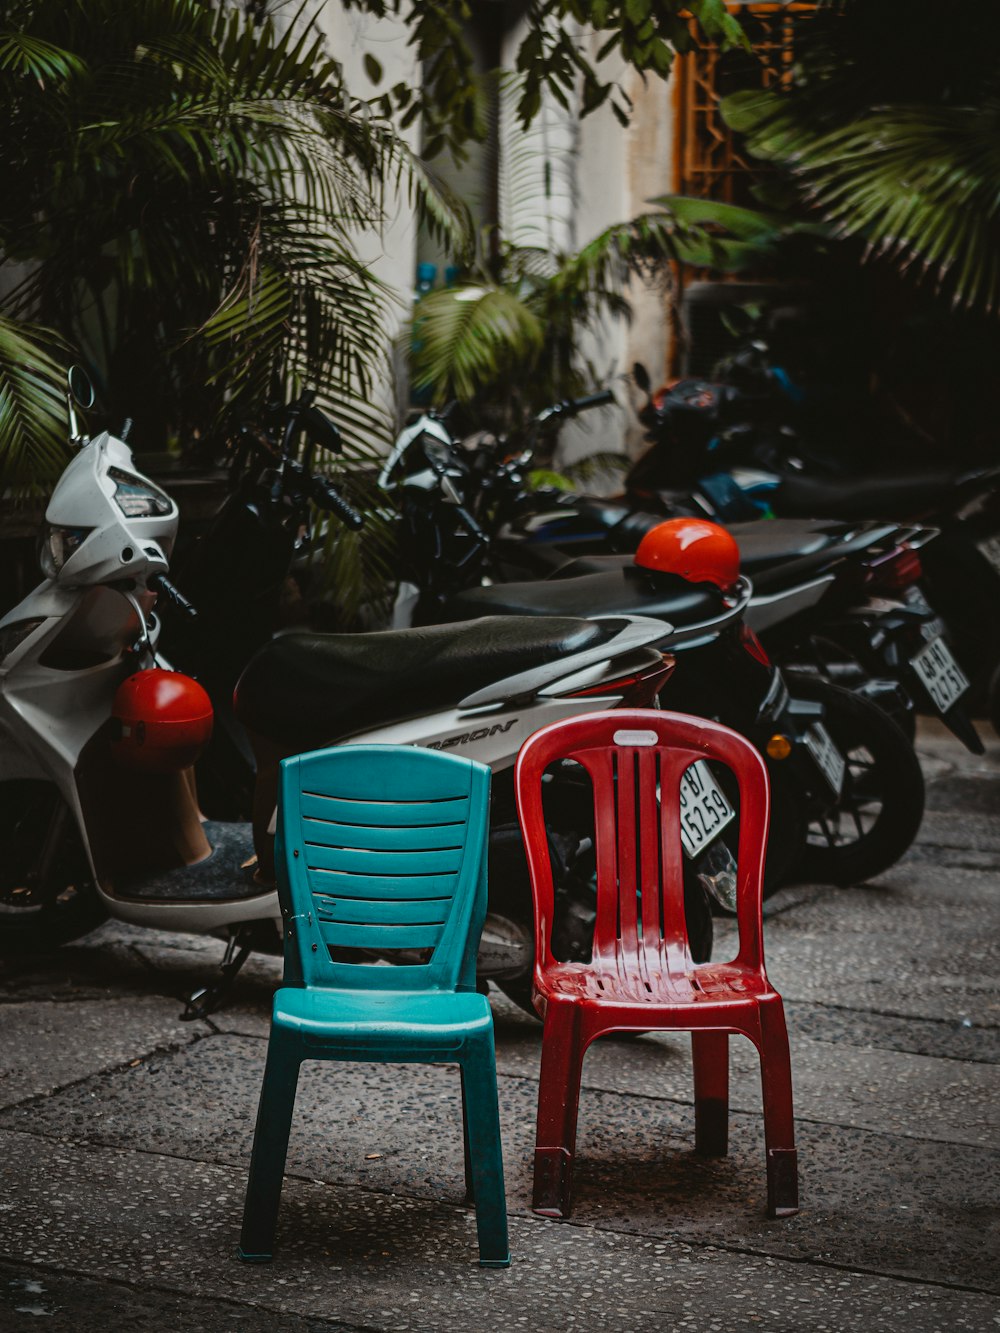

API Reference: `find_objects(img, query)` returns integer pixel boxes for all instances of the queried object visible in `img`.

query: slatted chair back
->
[515,709,771,988]
[276,745,490,993]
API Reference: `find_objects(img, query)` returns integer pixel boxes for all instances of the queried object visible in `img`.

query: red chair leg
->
[757,998,799,1218]
[692,1030,729,1157]
[533,1003,586,1219]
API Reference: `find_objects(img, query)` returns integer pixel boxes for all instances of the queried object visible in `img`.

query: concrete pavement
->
[1,720,997,1331]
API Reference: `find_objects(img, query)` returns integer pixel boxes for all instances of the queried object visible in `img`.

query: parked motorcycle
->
[0,376,699,1018]
[380,410,927,893]
[408,389,980,754]
[623,360,1000,696]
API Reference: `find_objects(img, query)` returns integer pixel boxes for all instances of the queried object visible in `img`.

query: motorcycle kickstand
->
[181,925,256,1021]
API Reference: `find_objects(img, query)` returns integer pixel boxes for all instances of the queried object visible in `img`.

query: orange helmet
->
[111,668,213,773]
[634,518,740,590]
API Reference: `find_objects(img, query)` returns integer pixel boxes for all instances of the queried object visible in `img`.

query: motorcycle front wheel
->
[784,672,925,886]
[0,780,107,953]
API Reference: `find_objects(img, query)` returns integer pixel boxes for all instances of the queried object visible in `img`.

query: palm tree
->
[0,0,465,488]
[408,194,783,441]
[718,0,1000,315]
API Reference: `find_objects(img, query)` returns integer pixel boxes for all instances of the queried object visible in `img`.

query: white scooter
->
[0,376,679,1014]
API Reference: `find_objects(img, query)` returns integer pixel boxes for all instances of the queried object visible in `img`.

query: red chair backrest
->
[514,709,772,993]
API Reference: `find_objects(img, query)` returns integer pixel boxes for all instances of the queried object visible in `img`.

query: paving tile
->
[0,1130,994,1333]
[1,1034,995,1290]
[0,996,211,1108]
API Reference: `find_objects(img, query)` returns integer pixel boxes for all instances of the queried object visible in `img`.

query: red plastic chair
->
[514,708,798,1221]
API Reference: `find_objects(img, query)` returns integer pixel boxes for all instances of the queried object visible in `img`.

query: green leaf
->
[0,317,70,488]
[410,285,545,402]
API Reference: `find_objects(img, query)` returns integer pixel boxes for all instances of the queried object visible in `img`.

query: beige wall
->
[306,4,675,454]
[308,3,422,422]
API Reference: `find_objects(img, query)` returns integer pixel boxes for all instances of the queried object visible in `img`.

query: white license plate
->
[977,535,1000,575]
[910,636,970,713]
[679,761,736,859]
[805,722,846,798]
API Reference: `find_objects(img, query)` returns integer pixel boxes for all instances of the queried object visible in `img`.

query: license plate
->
[910,636,970,713]
[977,534,1000,575]
[679,761,736,859]
[899,586,947,640]
[805,722,846,798]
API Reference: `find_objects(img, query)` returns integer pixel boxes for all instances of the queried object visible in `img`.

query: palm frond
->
[411,286,546,402]
[0,31,85,81]
[724,88,1000,312]
[0,0,463,481]
[0,317,69,488]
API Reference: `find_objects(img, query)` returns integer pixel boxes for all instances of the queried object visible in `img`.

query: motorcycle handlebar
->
[278,457,364,529]
[570,390,615,413]
[536,390,616,426]
[307,474,365,530]
[150,574,197,620]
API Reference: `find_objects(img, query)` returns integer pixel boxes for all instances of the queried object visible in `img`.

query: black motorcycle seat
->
[234,616,617,746]
[775,469,961,519]
[440,567,721,628]
[547,517,902,593]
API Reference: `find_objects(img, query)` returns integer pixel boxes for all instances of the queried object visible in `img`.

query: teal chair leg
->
[460,1040,510,1268]
[239,1033,303,1261]
[460,1067,475,1203]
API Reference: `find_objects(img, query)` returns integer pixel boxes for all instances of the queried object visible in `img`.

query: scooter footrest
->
[113,822,263,901]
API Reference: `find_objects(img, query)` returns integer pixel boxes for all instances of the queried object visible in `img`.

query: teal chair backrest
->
[276,745,491,993]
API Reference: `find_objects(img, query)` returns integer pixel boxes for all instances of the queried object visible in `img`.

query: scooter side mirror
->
[66,365,95,447]
[633,362,651,394]
[67,365,95,410]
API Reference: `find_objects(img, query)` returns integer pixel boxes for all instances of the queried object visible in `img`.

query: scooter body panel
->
[746,574,836,634]
[339,695,623,771]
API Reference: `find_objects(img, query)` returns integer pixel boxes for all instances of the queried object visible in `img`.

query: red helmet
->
[111,669,213,773]
[634,518,740,590]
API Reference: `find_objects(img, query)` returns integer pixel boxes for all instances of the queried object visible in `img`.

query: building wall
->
[308,3,422,424]
[309,4,675,459]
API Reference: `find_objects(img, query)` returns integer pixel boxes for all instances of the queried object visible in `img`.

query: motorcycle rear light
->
[739,623,771,667]
[568,655,675,706]
[867,545,923,593]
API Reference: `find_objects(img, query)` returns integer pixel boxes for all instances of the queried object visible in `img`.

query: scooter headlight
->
[107,467,173,519]
[40,524,92,577]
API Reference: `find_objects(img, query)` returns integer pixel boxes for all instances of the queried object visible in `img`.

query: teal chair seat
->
[238,744,510,1269]
[272,986,494,1047]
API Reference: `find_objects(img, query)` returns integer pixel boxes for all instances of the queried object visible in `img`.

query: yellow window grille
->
[673,3,817,204]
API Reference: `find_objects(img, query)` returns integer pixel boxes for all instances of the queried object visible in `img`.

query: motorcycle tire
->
[777,635,918,744]
[988,658,1000,741]
[707,759,805,904]
[0,780,107,953]
[783,671,925,886]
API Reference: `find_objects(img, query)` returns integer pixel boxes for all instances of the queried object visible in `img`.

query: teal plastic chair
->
[238,744,510,1268]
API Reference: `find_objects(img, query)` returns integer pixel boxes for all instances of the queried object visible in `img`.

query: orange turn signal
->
[766,734,793,761]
